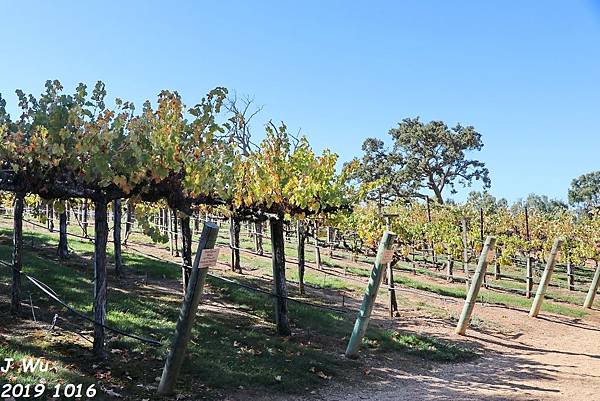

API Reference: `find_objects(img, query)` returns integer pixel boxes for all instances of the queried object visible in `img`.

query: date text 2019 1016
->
[1,383,97,399]
[1,357,97,399]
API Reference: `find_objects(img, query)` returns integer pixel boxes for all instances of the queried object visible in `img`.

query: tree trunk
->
[93,200,109,359]
[113,199,123,277]
[11,193,24,315]
[270,217,291,336]
[297,221,306,295]
[180,215,193,294]
[230,216,241,273]
[58,209,69,259]
[254,221,264,255]
[432,185,444,204]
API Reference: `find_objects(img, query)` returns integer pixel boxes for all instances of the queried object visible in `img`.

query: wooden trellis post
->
[462,218,470,288]
[565,248,574,291]
[345,231,396,358]
[524,206,533,298]
[529,238,563,318]
[446,250,454,282]
[384,216,398,318]
[158,223,220,395]
[525,255,533,298]
[584,260,600,309]
[455,236,496,335]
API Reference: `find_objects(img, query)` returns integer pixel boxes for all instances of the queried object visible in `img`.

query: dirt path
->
[254,291,600,401]
[125,239,600,400]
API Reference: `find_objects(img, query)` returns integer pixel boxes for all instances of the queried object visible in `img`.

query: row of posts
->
[346,232,600,358]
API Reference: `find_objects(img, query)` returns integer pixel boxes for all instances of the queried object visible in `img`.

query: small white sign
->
[199,248,220,269]
[381,248,395,265]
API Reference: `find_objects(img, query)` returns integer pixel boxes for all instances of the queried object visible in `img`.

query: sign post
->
[158,222,220,395]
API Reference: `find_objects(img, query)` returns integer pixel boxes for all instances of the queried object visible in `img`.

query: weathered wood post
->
[446,251,454,282]
[254,221,264,255]
[93,200,109,358]
[314,221,321,270]
[180,215,193,294]
[327,226,335,258]
[270,217,291,336]
[565,248,574,291]
[82,199,89,237]
[479,207,484,241]
[47,202,54,232]
[113,199,123,277]
[455,236,496,335]
[462,218,470,289]
[172,210,179,258]
[525,206,533,298]
[58,208,69,259]
[525,255,533,298]
[493,250,500,280]
[529,238,563,318]
[583,260,600,309]
[297,220,306,295]
[229,215,241,273]
[158,223,219,395]
[168,208,174,255]
[124,200,133,242]
[345,231,396,358]
[384,216,397,318]
[11,193,24,315]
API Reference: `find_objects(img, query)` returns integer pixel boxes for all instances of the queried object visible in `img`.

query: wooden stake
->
[254,221,264,255]
[525,255,533,298]
[446,252,454,282]
[58,209,69,259]
[529,238,563,318]
[180,216,192,294]
[113,199,123,277]
[384,217,397,318]
[479,207,484,241]
[93,200,109,358]
[297,220,306,295]
[584,260,600,309]
[566,249,574,291]
[455,236,496,336]
[462,218,470,288]
[168,208,174,255]
[172,210,179,258]
[270,217,291,336]
[345,230,397,358]
[314,221,321,270]
[158,222,219,395]
[493,250,500,280]
[11,193,24,315]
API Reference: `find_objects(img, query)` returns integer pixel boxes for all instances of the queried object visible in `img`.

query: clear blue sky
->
[1,1,599,203]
